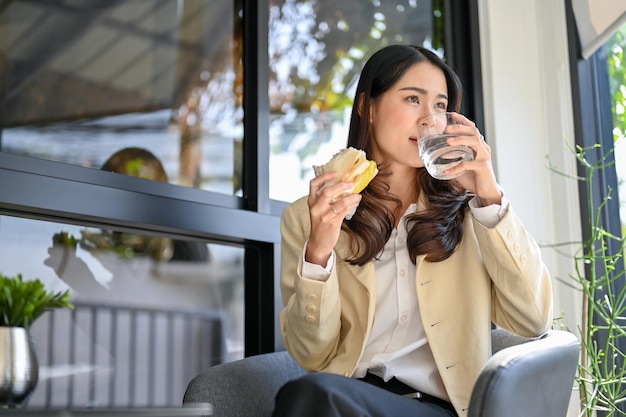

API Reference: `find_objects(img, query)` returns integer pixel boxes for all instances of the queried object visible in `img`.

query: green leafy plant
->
[548,143,626,416]
[0,273,74,328]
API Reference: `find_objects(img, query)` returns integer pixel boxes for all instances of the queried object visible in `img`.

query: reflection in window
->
[0,1,244,195]
[268,0,444,202]
[0,215,244,409]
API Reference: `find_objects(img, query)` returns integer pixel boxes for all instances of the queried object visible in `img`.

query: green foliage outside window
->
[608,24,626,143]
[607,24,626,243]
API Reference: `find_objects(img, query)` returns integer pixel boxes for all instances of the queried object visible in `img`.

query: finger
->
[447,131,487,155]
[448,112,475,127]
[310,183,352,218]
[310,171,337,194]
[328,193,362,216]
[441,161,468,179]
[308,172,337,208]
[318,181,355,203]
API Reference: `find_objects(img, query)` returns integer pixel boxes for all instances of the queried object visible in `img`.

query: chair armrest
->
[469,330,579,417]
[491,327,539,354]
[183,351,306,417]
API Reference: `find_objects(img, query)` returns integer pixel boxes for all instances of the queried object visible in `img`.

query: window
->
[567,6,626,414]
[0,215,244,409]
[0,0,481,412]
[267,0,445,202]
[607,24,626,231]
[0,1,244,195]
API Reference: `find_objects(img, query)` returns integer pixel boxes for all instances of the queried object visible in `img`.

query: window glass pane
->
[0,215,244,409]
[608,23,626,231]
[0,1,244,195]
[268,0,443,202]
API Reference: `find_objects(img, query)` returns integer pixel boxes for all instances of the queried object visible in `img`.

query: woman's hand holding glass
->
[418,112,502,206]
[305,171,362,266]
[417,112,474,180]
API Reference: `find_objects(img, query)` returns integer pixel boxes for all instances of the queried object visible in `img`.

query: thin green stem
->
[552,143,626,416]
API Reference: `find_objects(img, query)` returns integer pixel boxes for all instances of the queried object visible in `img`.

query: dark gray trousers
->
[272,372,458,417]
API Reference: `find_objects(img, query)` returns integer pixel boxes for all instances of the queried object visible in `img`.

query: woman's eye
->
[435,102,447,109]
[407,96,419,104]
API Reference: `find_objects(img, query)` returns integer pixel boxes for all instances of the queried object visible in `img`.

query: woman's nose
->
[416,113,448,139]
[418,113,437,127]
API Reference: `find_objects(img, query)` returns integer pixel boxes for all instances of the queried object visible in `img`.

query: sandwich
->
[313,147,378,198]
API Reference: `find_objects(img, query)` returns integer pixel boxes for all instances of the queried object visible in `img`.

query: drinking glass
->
[417,112,474,180]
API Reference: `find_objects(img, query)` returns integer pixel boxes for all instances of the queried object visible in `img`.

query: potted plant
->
[0,273,73,408]
[548,143,626,416]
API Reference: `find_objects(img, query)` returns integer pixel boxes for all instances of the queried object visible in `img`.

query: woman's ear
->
[357,93,374,123]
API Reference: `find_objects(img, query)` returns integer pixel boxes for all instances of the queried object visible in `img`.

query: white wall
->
[478,1,583,415]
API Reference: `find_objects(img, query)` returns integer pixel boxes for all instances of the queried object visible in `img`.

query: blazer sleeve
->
[278,199,343,371]
[472,204,554,337]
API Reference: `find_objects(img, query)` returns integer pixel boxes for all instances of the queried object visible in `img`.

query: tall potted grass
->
[548,143,626,416]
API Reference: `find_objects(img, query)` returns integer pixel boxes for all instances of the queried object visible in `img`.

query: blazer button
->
[306,304,318,313]
[307,293,318,301]
[305,315,316,323]
[520,253,528,263]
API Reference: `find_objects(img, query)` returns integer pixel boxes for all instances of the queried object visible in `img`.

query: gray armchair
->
[183,329,579,417]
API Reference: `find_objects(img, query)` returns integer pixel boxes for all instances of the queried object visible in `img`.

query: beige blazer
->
[279,196,553,417]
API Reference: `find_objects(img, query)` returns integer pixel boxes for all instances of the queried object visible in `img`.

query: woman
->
[274,45,553,417]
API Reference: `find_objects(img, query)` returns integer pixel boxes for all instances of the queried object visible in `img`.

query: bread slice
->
[313,147,378,196]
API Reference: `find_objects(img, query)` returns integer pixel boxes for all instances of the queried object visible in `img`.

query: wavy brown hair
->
[343,45,471,265]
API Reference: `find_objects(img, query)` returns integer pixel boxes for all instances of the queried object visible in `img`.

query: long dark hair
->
[343,45,470,265]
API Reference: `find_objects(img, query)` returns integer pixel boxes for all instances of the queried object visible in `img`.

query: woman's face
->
[368,61,448,171]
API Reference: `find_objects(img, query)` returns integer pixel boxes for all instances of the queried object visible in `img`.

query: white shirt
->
[301,195,508,401]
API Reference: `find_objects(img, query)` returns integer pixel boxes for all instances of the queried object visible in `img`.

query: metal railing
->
[28,301,226,409]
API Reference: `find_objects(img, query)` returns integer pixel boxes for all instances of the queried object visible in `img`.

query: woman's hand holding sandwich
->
[305,148,378,267]
[306,171,362,266]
